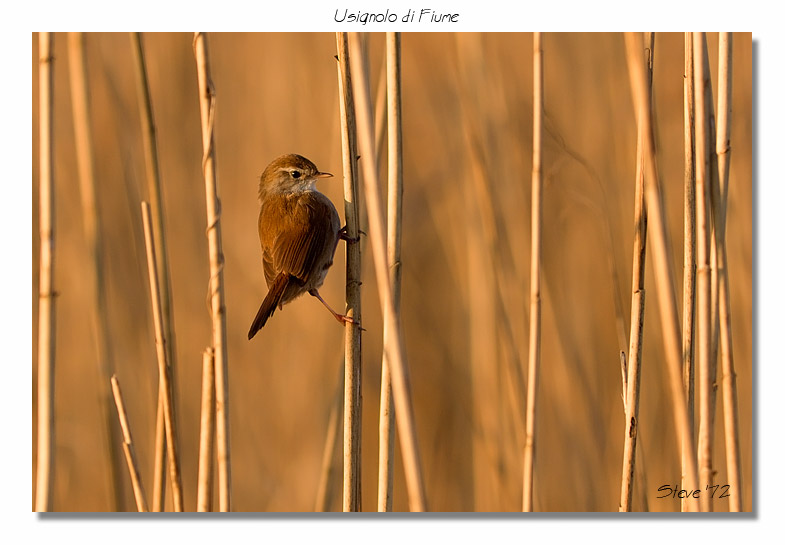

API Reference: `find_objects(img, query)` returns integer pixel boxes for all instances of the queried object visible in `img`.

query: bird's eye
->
[291,170,302,179]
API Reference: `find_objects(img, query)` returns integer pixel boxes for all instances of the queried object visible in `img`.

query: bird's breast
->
[258,189,341,288]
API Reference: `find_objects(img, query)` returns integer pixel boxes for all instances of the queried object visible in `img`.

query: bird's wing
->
[260,192,337,286]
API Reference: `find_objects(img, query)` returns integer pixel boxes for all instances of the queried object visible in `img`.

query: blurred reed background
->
[32,32,752,512]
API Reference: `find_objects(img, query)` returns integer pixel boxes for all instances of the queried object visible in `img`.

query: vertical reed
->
[700,33,727,511]
[197,348,216,512]
[377,31,403,512]
[35,31,56,513]
[522,31,544,513]
[141,201,183,511]
[624,31,701,512]
[681,31,697,513]
[193,31,232,512]
[374,57,388,173]
[110,375,150,512]
[335,31,364,512]
[151,391,166,510]
[348,31,427,512]
[130,32,179,512]
[693,32,714,512]
[619,32,653,513]
[618,201,647,511]
[714,33,743,512]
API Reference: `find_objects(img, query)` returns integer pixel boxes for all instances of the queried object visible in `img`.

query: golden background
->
[32,32,752,512]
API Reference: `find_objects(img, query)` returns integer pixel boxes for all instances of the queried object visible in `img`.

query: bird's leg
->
[309,289,363,328]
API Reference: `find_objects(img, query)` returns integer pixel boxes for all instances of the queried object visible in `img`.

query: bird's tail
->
[248,273,289,340]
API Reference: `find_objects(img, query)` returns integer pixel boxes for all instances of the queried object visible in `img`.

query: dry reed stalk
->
[130,32,179,512]
[35,31,55,513]
[67,32,126,512]
[522,31,544,513]
[619,32,653,513]
[335,31,364,512]
[348,31,427,512]
[681,31,697,514]
[700,34,728,511]
[315,363,345,512]
[151,392,166,510]
[377,359,395,510]
[708,84,722,433]
[619,293,645,508]
[620,352,628,409]
[693,32,714,513]
[624,32,701,512]
[377,31,403,512]
[193,32,232,512]
[151,390,166,510]
[141,201,184,511]
[374,54,388,173]
[110,375,150,512]
[714,33,743,512]
[197,348,216,512]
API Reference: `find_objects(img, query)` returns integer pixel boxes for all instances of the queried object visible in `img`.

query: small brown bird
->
[248,154,356,340]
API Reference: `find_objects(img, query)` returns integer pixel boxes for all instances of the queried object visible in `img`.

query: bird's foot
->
[339,225,364,244]
[309,288,365,330]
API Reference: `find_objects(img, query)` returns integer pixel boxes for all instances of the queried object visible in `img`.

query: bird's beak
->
[316,171,333,179]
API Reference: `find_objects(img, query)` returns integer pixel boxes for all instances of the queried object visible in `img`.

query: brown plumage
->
[248,154,355,340]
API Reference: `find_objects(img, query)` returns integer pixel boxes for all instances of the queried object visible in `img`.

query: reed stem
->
[522,31,544,513]
[714,32,743,512]
[377,31,403,512]
[348,31,427,512]
[193,32,232,512]
[141,201,183,512]
[197,348,216,512]
[335,31,364,512]
[681,31,698,513]
[110,375,150,512]
[624,31,701,512]
[35,31,56,513]
[619,32,653,513]
[693,32,714,513]
[130,32,179,512]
